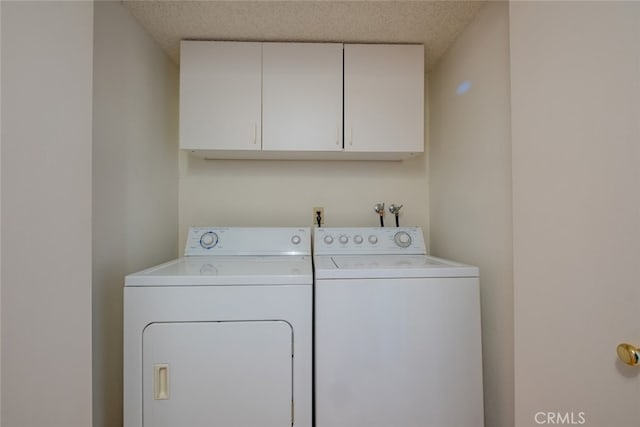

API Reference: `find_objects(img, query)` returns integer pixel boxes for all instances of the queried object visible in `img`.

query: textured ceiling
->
[122,0,486,71]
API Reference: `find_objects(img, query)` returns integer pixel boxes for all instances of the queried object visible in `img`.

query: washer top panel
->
[314,254,478,279]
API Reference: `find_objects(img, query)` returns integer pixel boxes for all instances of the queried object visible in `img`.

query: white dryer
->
[314,227,484,427]
[124,227,312,427]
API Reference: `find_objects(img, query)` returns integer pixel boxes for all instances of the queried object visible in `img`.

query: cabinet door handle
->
[253,123,257,145]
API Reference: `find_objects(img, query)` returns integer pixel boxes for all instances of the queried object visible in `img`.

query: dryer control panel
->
[314,227,426,256]
[185,227,311,256]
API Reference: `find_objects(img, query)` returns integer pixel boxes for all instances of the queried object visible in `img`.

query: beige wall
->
[510,2,640,426]
[1,1,93,426]
[428,2,513,427]
[0,1,3,421]
[178,133,429,252]
[92,1,179,426]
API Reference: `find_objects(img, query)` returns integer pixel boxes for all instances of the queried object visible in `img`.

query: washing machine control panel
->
[185,227,311,256]
[314,227,426,255]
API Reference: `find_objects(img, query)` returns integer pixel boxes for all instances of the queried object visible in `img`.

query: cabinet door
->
[180,41,262,151]
[263,43,343,152]
[143,321,293,427]
[344,44,424,154]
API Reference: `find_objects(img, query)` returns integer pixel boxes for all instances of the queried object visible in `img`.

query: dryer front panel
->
[143,321,293,427]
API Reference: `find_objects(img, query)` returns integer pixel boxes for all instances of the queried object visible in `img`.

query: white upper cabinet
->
[262,43,343,152]
[180,41,262,151]
[179,41,424,160]
[344,44,424,155]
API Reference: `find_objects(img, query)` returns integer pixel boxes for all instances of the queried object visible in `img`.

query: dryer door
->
[143,321,293,427]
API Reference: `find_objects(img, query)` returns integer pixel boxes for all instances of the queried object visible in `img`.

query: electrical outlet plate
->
[313,207,324,226]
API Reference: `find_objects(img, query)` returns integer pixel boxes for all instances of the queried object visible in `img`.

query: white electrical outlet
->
[313,207,324,226]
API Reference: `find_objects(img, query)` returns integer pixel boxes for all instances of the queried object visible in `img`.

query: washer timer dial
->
[393,231,412,248]
[200,231,219,249]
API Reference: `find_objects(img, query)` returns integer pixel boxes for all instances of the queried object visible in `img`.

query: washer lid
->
[314,255,478,279]
[125,255,312,286]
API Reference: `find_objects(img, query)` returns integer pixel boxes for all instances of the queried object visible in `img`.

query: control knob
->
[394,231,412,248]
[324,235,334,245]
[368,235,378,244]
[354,235,364,244]
[200,231,219,249]
[291,235,302,245]
[339,235,349,244]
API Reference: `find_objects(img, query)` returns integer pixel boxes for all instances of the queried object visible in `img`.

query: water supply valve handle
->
[389,204,403,215]
[374,203,385,227]
[389,204,403,227]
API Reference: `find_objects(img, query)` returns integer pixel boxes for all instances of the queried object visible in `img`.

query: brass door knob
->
[617,343,640,366]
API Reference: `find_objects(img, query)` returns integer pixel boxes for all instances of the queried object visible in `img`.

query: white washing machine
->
[124,227,312,427]
[314,227,484,427]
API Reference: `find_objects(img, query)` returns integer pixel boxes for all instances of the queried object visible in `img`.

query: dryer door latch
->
[153,364,170,400]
